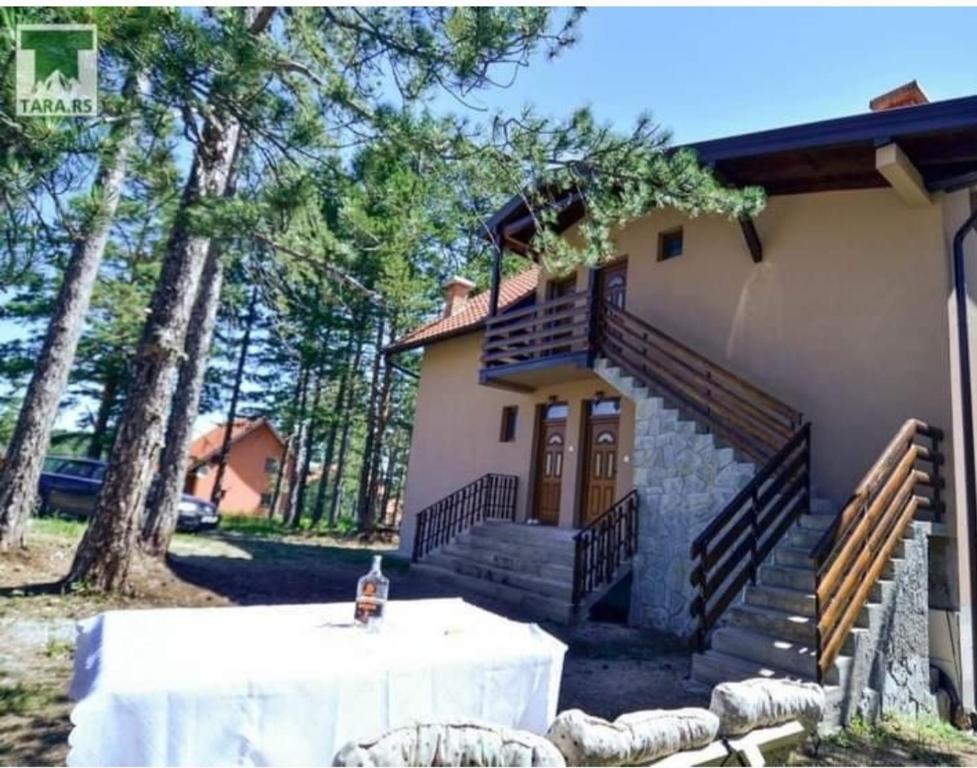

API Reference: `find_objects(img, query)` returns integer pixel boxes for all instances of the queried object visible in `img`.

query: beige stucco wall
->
[583,188,954,515]
[398,332,634,556]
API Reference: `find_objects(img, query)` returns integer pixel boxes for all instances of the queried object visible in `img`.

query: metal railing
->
[572,490,639,606]
[689,423,812,649]
[411,474,518,561]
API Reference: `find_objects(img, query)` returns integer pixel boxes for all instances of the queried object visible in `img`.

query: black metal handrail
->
[412,474,518,561]
[810,420,943,682]
[689,423,811,649]
[572,490,639,606]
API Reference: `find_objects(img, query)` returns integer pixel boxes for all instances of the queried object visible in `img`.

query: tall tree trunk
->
[310,330,354,527]
[268,364,303,519]
[86,370,120,459]
[140,243,224,556]
[355,313,386,534]
[282,363,310,525]
[328,333,364,526]
[0,72,145,550]
[66,11,274,590]
[378,427,402,527]
[291,347,329,529]
[210,282,259,507]
[365,316,397,524]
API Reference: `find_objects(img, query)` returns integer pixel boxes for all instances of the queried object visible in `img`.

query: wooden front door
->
[534,402,568,525]
[599,261,628,309]
[581,399,622,525]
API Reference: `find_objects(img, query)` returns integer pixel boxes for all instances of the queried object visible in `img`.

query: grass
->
[219,514,358,538]
[0,684,58,718]
[792,715,977,766]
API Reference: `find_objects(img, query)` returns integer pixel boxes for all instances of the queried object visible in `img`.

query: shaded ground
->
[2,518,975,766]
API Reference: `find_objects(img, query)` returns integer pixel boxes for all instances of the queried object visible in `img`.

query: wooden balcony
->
[479,288,596,391]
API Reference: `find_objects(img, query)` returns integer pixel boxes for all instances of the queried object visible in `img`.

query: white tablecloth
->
[68,598,567,767]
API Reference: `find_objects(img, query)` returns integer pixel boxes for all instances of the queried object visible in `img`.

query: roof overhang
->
[488,93,977,252]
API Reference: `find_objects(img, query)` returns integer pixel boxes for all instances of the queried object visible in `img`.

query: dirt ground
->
[2,518,976,767]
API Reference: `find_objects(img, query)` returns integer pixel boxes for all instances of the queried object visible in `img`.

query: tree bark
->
[65,10,275,589]
[0,72,146,550]
[87,370,120,460]
[282,363,310,525]
[140,242,224,556]
[268,365,303,519]
[210,282,259,507]
[291,347,329,529]
[356,313,386,534]
[311,330,354,527]
[328,333,364,526]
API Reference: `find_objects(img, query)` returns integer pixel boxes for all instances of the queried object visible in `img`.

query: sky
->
[5,5,977,436]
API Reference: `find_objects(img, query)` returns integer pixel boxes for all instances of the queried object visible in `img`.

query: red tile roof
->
[386,266,540,353]
[188,418,284,467]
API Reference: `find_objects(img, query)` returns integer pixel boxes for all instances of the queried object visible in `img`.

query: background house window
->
[265,457,279,474]
[260,492,274,508]
[658,227,684,262]
[500,406,518,442]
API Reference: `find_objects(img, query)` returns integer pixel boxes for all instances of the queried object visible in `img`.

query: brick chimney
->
[442,276,476,318]
[870,80,929,112]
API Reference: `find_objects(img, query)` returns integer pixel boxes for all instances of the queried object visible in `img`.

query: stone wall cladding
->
[594,359,755,638]
[843,521,936,724]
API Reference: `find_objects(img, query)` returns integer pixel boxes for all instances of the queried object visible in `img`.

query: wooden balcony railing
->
[482,288,593,368]
[810,420,943,682]
[599,303,802,463]
[572,490,639,606]
[689,423,812,648]
[412,474,518,561]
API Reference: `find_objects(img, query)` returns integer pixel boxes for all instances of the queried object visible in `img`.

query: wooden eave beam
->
[738,215,763,263]
[876,141,932,207]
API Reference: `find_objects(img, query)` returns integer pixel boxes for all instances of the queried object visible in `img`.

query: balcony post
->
[586,267,601,365]
[488,227,502,318]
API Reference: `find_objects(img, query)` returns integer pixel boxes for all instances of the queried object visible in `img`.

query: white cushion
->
[333,720,567,767]
[545,708,719,766]
[709,678,825,736]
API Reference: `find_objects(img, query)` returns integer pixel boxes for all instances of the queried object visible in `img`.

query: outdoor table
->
[67,598,567,767]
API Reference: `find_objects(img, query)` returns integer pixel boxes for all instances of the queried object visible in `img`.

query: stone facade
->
[843,521,936,724]
[594,359,755,638]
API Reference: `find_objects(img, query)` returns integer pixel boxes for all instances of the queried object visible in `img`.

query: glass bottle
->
[354,554,389,631]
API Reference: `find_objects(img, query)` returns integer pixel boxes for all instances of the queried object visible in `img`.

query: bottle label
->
[354,581,384,624]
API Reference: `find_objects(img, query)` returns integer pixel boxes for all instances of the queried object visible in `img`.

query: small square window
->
[265,457,279,474]
[658,227,684,262]
[500,406,518,442]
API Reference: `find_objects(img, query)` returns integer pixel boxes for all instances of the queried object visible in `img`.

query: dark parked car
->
[38,456,221,532]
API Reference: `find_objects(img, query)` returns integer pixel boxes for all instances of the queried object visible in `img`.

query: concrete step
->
[809,497,835,516]
[786,527,825,550]
[691,649,802,688]
[745,584,815,616]
[709,627,850,685]
[455,529,575,567]
[423,550,573,601]
[441,540,573,581]
[411,562,575,623]
[727,603,817,645]
[759,564,815,592]
[471,520,577,545]
[795,513,836,532]
[774,546,815,568]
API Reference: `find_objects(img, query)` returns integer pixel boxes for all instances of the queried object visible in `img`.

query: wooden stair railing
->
[689,423,812,649]
[411,474,519,562]
[809,419,944,683]
[483,289,591,368]
[572,490,639,606]
[598,303,802,463]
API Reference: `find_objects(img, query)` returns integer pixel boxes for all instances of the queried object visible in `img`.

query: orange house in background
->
[185,419,287,516]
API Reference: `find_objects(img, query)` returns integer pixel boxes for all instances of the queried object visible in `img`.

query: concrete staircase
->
[410,520,577,623]
[689,497,921,725]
